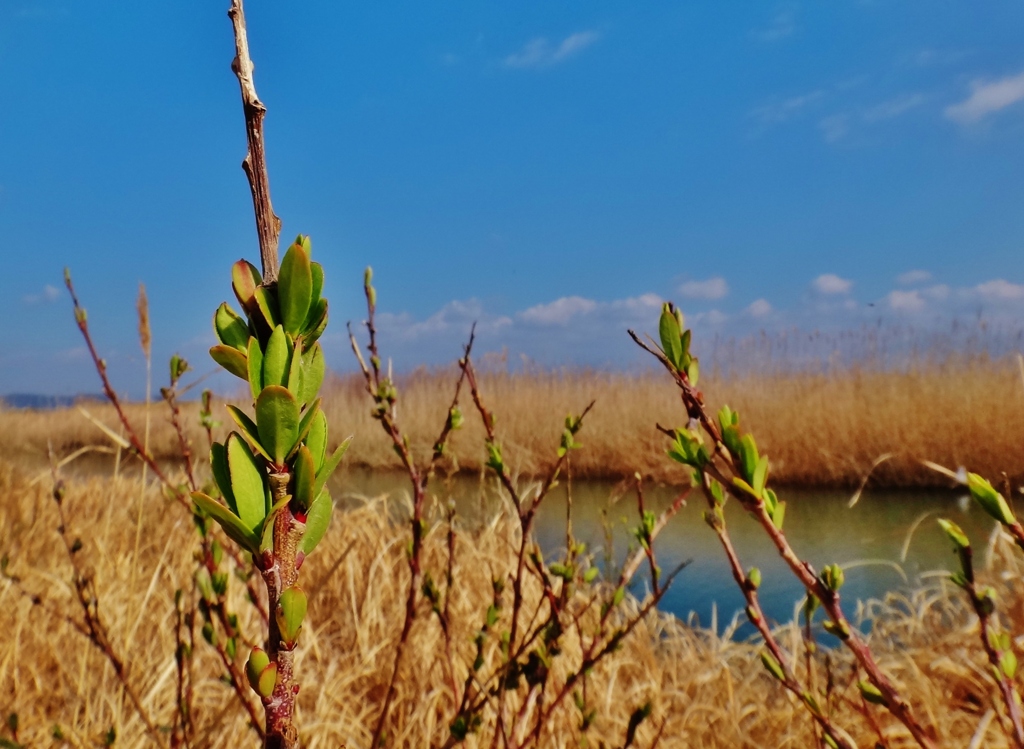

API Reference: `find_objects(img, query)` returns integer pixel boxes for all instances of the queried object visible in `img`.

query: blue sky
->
[3,1,1024,395]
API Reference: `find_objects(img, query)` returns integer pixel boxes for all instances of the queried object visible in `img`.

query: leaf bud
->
[967,473,1015,526]
[277,586,308,648]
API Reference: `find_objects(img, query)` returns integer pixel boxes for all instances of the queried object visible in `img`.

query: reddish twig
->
[629,327,937,749]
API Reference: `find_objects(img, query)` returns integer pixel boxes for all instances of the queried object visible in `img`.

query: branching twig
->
[350,273,473,747]
[46,448,166,748]
[629,326,937,749]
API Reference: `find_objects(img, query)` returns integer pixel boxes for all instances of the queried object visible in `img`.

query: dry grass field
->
[2,459,1023,747]
[3,357,1023,487]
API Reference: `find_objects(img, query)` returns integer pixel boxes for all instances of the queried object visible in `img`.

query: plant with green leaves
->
[932,473,1024,748]
[632,302,938,749]
[192,236,348,748]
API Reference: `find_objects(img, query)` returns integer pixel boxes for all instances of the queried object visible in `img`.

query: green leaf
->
[686,357,699,386]
[214,303,249,351]
[771,500,786,530]
[752,455,769,497]
[252,661,277,699]
[293,445,316,511]
[299,488,333,557]
[256,386,300,465]
[612,586,625,607]
[306,410,328,474]
[1002,649,1018,679]
[290,398,322,461]
[192,492,259,553]
[300,343,326,406]
[209,345,248,380]
[286,336,304,399]
[739,433,759,484]
[937,518,971,549]
[263,325,291,388]
[760,652,785,682]
[246,336,263,402]
[659,303,683,369]
[227,433,268,531]
[303,299,328,345]
[210,441,234,511]
[246,647,270,694]
[278,241,313,336]
[226,406,273,461]
[277,586,307,645]
[231,259,261,315]
[253,286,280,331]
[308,262,324,312]
[313,437,352,497]
[968,473,1015,526]
[857,680,887,706]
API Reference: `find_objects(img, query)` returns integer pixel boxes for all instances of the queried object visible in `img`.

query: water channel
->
[333,467,994,640]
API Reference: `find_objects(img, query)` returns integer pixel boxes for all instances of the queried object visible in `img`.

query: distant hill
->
[1,393,104,410]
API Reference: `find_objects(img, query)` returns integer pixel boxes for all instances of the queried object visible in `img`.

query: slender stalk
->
[350,278,471,747]
[954,538,1024,747]
[629,327,938,749]
[227,0,281,280]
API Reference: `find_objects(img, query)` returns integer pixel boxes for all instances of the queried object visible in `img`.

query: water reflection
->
[333,467,993,640]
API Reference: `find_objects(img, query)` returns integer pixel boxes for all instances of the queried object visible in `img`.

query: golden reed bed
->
[0,460,1020,747]
[3,360,1023,487]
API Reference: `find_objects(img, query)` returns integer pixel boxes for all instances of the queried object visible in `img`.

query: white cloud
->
[862,93,926,123]
[973,279,1024,301]
[679,277,728,301]
[503,31,600,70]
[751,90,825,124]
[22,284,60,305]
[746,299,773,318]
[887,289,926,312]
[519,296,597,326]
[818,114,850,143]
[811,274,853,295]
[751,11,796,43]
[378,299,512,341]
[945,70,1024,125]
[897,270,932,286]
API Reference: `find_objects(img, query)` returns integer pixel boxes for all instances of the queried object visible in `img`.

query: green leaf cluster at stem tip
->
[192,236,349,559]
[658,302,699,384]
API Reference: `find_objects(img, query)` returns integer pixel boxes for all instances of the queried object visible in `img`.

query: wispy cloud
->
[503,31,600,70]
[22,284,60,305]
[679,277,728,301]
[751,90,825,125]
[751,10,797,43]
[862,93,926,123]
[945,70,1024,125]
[812,274,853,295]
[897,269,932,286]
[519,296,597,326]
[818,114,850,143]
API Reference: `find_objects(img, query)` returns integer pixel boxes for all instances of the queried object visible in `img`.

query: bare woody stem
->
[259,471,303,749]
[697,475,856,749]
[629,329,938,749]
[957,543,1024,747]
[350,279,472,747]
[228,0,281,281]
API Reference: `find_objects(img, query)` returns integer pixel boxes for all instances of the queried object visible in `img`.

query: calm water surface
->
[333,468,992,640]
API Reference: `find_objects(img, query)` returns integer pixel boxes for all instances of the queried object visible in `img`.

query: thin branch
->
[228,0,281,280]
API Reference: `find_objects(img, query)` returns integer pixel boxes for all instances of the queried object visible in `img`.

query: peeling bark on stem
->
[260,470,303,749]
[228,0,281,281]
